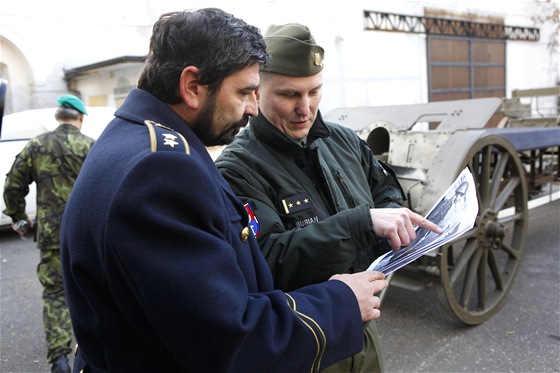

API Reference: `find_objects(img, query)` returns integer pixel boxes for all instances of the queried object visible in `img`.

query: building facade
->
[1,0,558,116]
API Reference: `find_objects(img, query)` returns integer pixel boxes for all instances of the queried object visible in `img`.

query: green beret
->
[262,23,324,77]
[56,94,88,115]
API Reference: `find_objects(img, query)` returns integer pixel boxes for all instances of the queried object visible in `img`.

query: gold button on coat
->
[240,227,250,241]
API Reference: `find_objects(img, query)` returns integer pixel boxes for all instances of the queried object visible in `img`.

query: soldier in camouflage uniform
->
[3,94,95,373]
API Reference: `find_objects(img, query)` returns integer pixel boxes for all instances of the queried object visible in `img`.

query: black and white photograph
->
[368,168,478,275]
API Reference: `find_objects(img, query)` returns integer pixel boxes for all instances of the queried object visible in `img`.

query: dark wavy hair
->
[138,8,269,104]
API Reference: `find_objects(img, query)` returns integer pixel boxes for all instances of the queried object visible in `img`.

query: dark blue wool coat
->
[61,88,363,372]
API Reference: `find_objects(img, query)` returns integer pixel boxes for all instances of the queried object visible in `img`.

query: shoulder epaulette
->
[143,120,190,154]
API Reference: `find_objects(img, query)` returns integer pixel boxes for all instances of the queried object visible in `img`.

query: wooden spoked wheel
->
[434,135,528,325]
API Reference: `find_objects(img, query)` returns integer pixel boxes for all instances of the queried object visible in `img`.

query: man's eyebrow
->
[241,84,259,91]
[312,83,324,91]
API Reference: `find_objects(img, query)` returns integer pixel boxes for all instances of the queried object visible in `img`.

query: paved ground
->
[1,199,558,373]
[377,198,560,373]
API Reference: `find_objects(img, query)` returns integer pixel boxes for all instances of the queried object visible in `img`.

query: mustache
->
[232,115,250,129]
[221,116,250,135]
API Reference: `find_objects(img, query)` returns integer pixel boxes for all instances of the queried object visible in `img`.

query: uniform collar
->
[115,89,191,136]
[115,88,210,156]
[56,123,81,132]
[250,111,330,154]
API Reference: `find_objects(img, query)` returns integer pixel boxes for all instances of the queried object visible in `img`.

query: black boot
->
[51,354,70,373]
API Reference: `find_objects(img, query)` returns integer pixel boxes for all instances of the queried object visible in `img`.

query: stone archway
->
[0,36,34,114]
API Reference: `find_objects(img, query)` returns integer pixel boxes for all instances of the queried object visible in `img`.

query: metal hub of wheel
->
[434,135,528,325]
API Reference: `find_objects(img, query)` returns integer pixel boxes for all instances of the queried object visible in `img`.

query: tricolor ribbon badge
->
[244,202,260,238]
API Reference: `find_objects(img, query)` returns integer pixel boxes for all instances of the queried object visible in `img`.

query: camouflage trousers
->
[37,249,73,363]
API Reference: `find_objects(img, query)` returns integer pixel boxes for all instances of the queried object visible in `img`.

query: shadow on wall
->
[0,79,7,135]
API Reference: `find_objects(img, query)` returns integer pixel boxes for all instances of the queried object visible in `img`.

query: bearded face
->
[190,90,250,147]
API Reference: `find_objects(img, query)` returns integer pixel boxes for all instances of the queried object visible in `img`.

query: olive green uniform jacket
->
[3,124,94,250]
[216,112,405,291]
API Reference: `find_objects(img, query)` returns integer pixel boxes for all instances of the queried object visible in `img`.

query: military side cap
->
[56,94,88,115]
[263,23,324,77]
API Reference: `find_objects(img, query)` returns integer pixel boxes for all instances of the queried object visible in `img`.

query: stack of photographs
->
[368,168,478,275]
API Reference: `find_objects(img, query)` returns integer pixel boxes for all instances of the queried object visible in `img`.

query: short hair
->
[54,106,82,122]
[138,8,269,104]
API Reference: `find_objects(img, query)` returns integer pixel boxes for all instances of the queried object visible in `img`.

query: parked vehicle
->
[0,106,116,227]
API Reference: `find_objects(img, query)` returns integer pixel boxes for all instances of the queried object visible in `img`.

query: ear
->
[179,66,203,110]
[75,114,84,130]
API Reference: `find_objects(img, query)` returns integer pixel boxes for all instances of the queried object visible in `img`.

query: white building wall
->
[0,37,34,113]
[0,0,558,114]
[70,64,145,108]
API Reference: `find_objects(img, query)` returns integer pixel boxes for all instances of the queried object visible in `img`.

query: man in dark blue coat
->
[60,8,388,372]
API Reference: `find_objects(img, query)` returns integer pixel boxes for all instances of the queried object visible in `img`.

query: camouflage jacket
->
[3,124,94,249]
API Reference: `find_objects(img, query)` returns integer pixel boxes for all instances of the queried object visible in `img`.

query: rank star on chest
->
[282,193,313,214]
[288,200,302,208]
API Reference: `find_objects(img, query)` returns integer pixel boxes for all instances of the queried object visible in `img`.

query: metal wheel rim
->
[434,135,528,325]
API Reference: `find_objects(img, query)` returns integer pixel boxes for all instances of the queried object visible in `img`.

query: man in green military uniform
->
[3,94,95,373]
[216,24,442,372]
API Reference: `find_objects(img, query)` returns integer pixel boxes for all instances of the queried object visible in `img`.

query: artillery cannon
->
[324,95,559,325]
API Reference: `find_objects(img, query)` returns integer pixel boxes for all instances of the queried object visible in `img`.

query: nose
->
[295,96,310,117]
[246,91,259,117]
